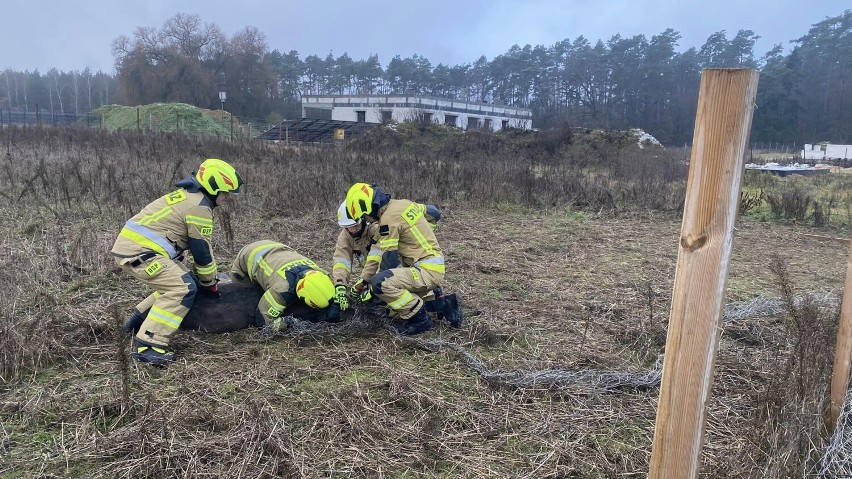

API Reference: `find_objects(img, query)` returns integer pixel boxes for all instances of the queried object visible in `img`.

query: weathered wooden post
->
[829,239,852,430]
[649,68,759,478]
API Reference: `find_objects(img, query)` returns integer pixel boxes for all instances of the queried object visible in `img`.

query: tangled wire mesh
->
[723,291,839,322]
[818,389,852,478]
[257,291,842,397]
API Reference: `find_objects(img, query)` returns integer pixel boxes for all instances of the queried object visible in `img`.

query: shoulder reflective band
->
[121,220,179,259]
[247,243,284,281]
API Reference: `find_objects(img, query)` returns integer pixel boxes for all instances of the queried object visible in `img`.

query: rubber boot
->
[131,337,176,367]
[394,307,432,336]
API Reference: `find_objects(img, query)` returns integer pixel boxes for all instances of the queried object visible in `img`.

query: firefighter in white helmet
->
[112,158,242,366]
[331,201,381,310]
[343,183,462,335]
[331,201,450,314]
[230,240,341,334]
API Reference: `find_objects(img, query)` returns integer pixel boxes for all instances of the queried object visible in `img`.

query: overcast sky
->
[1,0,848,73]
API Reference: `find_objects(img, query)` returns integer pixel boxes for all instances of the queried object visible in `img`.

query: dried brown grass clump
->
[732,255,837,477]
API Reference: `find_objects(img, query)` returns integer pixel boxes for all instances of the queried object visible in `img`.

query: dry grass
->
[0,126,849,478]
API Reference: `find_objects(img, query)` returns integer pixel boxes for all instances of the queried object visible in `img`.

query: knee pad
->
[369,270,394,296]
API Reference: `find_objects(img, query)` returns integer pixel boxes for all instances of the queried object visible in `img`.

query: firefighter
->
[344,183,462,335]
[331,201,380,310]
[230,240,341,334]
[112,158,242,366]
[332,201,452,316]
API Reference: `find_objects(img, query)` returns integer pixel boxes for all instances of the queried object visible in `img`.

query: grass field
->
[0,125,850,477]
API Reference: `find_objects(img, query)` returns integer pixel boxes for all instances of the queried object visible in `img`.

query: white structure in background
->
[802,143,852,160]
[302,95,533,131]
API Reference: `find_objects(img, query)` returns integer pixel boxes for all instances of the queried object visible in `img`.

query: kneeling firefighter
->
[230,240,341,334]
[344,183,462,335]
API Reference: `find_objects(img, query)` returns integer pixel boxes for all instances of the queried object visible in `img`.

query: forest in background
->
[0,10,850,145]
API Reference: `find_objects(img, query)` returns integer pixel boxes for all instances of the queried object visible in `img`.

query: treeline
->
[0,68,116,117]
[1,11,850,145]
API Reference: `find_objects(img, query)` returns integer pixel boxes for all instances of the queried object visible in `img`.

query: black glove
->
[200,282,221,299]
[334,284,349,311]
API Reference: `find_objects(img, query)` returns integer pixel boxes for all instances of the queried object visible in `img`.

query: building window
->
[445,114,457,126]
[356,110,366,123]
[423,112,432,123]
[381,110,393,123]
[467,117,480,131]
[501,119,510,129]
[483,118,492,131]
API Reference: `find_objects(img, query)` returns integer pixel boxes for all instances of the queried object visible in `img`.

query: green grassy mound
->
[94,103,233,134]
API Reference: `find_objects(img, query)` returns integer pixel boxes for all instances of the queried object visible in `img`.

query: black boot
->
[394,307,432,336]
[131,338,176,367]
[440,294,463,328]
[123,309,147,334]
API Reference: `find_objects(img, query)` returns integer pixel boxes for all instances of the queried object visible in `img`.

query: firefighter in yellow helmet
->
[344,183,462,335]
[332,201,449,312]
[230,240,341,334]
[112,158,242,366]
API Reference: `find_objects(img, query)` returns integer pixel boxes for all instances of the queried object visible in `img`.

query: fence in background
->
[0,109,102,128]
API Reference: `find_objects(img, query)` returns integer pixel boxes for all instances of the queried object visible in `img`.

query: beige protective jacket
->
[111,179,217,285]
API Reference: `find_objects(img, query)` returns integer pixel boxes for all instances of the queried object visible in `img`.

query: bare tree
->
[82,68,93,112]
[71,70,80,114]
[2,69,11,109]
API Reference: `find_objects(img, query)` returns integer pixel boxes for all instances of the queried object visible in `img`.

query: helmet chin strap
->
[347,222,366,239]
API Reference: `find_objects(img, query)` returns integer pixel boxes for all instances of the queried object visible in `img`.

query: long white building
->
[802,143,852,160]
[302,95,533,131]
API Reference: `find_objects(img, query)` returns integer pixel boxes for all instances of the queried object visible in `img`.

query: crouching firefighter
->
[332,201,453,323]
[344,183,462,335]
[230,240,342,335]
[112,158,243,366]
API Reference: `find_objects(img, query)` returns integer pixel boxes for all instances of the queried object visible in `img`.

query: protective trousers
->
[370,266,443,320]
[116,255,197,347]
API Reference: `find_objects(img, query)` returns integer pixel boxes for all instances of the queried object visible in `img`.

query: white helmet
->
[337,201,360,228]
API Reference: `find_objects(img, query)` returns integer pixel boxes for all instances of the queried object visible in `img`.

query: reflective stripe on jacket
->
[111,187,218,284]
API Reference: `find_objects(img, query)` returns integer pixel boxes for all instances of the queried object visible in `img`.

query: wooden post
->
[136,107,140,131]
[829,240,852,430]
[649,68,759,479]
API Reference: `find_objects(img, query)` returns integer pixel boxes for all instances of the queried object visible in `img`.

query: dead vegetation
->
[0,125,849,477]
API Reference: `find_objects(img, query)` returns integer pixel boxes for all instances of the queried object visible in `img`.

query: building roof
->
[257,118,376,143]
[303,94,533,119]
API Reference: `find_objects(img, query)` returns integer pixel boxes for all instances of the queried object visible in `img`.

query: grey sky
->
[1,0,847,73]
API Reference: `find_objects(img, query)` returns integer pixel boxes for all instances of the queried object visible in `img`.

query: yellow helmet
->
[196,159,243,195]
[296,270,335,308]
[345,183,375,221]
